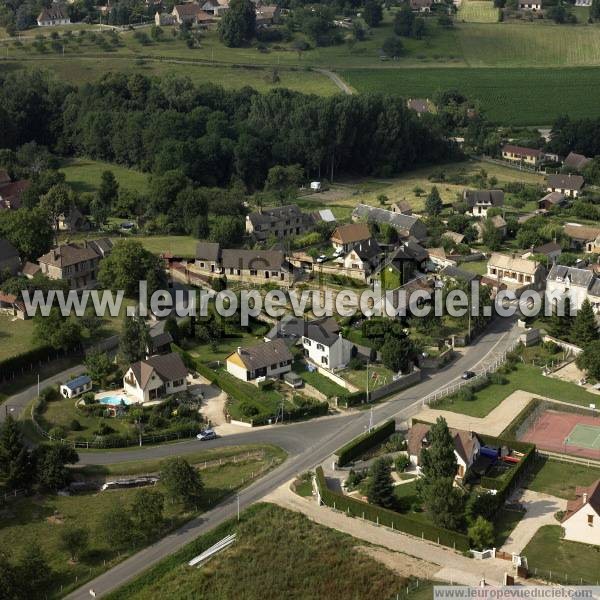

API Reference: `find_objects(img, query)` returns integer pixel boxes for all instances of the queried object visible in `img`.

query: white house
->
[562,480,600,545]
[463,189,504,218]
[407,423,482,479]
[547,174,584,198]
[37,5,70,26]
[301,324,354,371]
[546,264,600,313]
[225,338,293,382]
[123,353,188,404]
[60,375,92,399]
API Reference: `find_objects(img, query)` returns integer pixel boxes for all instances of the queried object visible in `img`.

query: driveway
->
[500,490,567,555]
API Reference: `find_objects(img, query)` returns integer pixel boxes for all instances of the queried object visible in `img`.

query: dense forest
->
[0,71,457,188]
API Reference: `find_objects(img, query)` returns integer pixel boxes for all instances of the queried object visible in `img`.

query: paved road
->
[62,316,520,598]
[315,69,354,95]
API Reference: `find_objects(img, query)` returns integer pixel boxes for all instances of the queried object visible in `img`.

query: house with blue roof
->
[60,375,92,399]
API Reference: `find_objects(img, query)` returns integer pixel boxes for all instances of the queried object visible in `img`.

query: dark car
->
[462,370,476,380]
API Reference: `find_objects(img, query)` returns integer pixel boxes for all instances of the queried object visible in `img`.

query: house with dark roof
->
[265,315,339,345]
[370,241,428,289]
[245,204,311,241]
[538,191,567,211]
[407,422,482,479]
[546,264,600,313]
[301,320,354,370]
[37,4,70,26]
[58,207,91,233]
[501,144,543,166]
[255,4,280,25]
[225,338,293,382]
[0,179,31,210]
[409,0,432,11]
[474,215,507,241]
[352,204,427,241]
[521,241,562,263]
[547,174,584,198]
[195,241,223,274]
[463,189,504,218]
[87,238,114,258]
[564,152,592,172]
[38,242,102,290]
[0,239,21,276]
[330,223,372,253]
[221,248,290,283]
[342,238,382,279]
[562,479,600,545]
[439,265,479,285]
[148,331,174,355]
[518,0,542,9]
[390,200,413,216]
[123,352,188,403]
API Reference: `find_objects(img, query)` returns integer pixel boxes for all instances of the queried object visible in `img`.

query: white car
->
[197,429,217,441]
[316,255,328,263]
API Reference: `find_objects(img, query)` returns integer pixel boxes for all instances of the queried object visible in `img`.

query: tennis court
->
[520,409,600,460]
[566,423,600,450]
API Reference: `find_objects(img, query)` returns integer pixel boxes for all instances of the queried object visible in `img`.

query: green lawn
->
[459,260,488,276]
[0,316,40,362]
[186,333,263,365]
[523,525,600,585]
[0,447,284,599]
[342,67,600,125]
[434,364,600,418]
[106,503,406,600]
[526,458,600,499]
[118,235,198,257]
[293,361,347,398]
[342,363,396,392]
[60,157,149,194]
[494,508,525,547]
[457,0,500,23]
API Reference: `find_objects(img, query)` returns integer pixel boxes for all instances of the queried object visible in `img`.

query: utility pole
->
[366,359,369,405]
[237,494,240,521]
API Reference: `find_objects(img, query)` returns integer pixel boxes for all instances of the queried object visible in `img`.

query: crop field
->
[457,0,500,23]
[341,67,600,125]
[458,23,600,67]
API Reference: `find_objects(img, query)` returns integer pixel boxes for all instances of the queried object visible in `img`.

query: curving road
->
[59,316,521,599]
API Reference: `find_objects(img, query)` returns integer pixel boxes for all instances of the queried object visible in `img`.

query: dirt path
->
[315,68,354,95]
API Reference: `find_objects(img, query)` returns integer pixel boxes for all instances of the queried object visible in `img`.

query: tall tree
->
[366,458,395,508]
[32,443,79,491]
[130,489,164,542]
[0,416,32,491]
[159,458,204,509]
[425,186,443,216]
[576,340,600,380]
[120,315,151,363]
[218,0,256,47]
[548,295,574,341]
[363,0,383,26]
[59,527,89,562]
[572,298,599,347]
[98,170,119,206]
[17,545,53,598]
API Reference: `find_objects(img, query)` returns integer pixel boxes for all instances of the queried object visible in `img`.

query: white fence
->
[420,338,521,408]
[188,534,237,567]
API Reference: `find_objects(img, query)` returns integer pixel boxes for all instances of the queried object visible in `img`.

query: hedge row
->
[478,434,536,503]
[314,467,470,552]
[251,401,329,426]
[0,345,78,382]
[335,419,395,467]
[339,391,366,408]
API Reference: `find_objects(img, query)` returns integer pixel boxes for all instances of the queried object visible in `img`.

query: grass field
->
[523,525,600,585]
[0,316,40,362]
[293,361,348,398]
[1,57,338,96]
[106,503,407,600]
[434,364,600,418]
[60,157,149,194]
[457,0,500,23]
[342,66,600,125]
[116,235,198,257]
[526,458,600,499]
[0,447,284,598]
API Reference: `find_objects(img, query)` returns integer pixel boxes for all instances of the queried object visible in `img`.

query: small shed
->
[60,375,92,399]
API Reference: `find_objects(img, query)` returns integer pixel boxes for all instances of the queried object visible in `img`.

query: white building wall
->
[563,506,600,545]
[226,360,249,381]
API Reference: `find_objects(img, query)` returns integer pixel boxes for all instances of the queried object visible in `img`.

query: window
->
[588,514,594,526]
[316,343,324,351]
[303,338,311,346]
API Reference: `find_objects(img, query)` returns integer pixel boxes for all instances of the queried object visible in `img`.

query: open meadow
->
[457,0,500,23]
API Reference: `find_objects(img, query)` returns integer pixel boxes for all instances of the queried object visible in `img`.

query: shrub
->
[70,419,82,431]
[336,419,396,466]
[348,357,364,370]
[93,423,116,436]
[394,454,410,472]
[82,392,96,405]
[384,432,406,452]
[456,387,474,402]
[345,469,366,490]
[488,372,508,385]
[40,386,60,402]
[258,379,274,391]
[239,402,259,418]
[48,426,67,440]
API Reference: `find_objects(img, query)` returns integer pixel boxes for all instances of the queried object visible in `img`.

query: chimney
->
[237,347,242,355]
[583,492,588,504]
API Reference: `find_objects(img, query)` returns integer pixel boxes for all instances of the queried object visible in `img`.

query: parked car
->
[316,255,328,263]
[197,429,217,441]
[462,370,476,380]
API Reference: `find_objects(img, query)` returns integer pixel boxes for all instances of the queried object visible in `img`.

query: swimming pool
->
[98,396,134,406]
